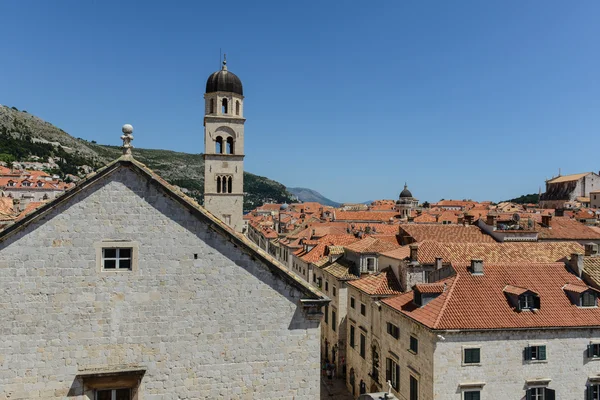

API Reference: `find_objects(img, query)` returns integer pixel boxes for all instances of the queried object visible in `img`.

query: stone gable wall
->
[0,166,319,399]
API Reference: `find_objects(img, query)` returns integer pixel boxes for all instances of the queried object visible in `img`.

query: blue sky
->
[1,1,599,203]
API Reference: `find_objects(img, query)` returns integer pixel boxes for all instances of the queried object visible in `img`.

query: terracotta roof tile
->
[414,282,446,294]
[344,236,400,254]
[348,267,402,295]
[384,262,600,330]
[536,217,600,240]
[399,224,495,243]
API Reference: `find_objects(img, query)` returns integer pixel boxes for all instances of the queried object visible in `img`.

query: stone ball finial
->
[122,124,134,134]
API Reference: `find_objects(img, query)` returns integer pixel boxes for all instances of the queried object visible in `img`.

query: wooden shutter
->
[587,386,593,400]
[534,295,541,309]
[544,388,555,400]
[394,363,400,391]
[386,358,391,382]
[538,345,546,361]
[525,389,532,400]
[524,346,532,360]
[588,344,594,358]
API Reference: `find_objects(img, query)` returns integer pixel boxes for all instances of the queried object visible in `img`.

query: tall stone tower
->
[203,56,245,232]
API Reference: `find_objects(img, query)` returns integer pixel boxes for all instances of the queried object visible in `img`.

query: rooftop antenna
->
[559,167,561,176]
[219,48,221,69]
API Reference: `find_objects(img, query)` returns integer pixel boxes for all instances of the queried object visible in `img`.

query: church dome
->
[399,184,413,199]
[205,58,243,95]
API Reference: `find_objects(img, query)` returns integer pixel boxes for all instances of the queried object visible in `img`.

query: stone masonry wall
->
[434,328,600,399]
[0,166,319,400]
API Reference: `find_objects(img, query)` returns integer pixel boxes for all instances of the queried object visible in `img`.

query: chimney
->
[542,214,552,227]
[409,244,419,262]
[465,214,474,225]
[471,259,484,275]
[585,243,599,257]
[570,253,584,277]
[555,208,565,217]
[435,257,443,270]
[486,214,497,227]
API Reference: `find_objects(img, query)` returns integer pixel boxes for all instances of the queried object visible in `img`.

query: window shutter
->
[474,349,480,363]
[525,389,532,400]
[394,363,400,390]
[538,345,546,361]
[587,386,593,400]
[386,358,391,382]
[524,346,532,361]
[534,296,541,309]
[588,344,594,358]
[544,388,555,400]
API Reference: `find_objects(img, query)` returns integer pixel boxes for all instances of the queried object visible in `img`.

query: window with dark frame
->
[464,348,481,364]
[409,336,418,354]
[350,325,355,348]
[350,297,355,309]
[360,303,366,316]
[589,384,600,400]
[588,343,600,358]
[332,310,337,332]
[525,387,555,400]
[333,286,336,297]
[410,375,418,400]
[360,332,366,358]
[582,291,597,307]
[96,388,131,400]
[385,357,400,391]
[324,305,328,324]
[386,322,399,339]
[102,248,132,270]
[524,345,546,361]
[463,391,480,400]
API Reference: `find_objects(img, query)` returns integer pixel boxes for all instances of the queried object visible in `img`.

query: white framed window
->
[366,257,376,272]
[96,388,131,400]
[95,241,139,274]
[102,248,132,270]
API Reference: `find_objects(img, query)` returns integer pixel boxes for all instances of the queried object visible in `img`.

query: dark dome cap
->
[399,183,413,198]
[206,57,243,95]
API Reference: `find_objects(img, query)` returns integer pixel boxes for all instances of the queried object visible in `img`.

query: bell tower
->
[203,55,245,232]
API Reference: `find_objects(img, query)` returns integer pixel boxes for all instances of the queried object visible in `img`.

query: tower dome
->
[205,56,243,95]
[399,183,413,198]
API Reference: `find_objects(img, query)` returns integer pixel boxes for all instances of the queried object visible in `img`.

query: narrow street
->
[321,377,355,400]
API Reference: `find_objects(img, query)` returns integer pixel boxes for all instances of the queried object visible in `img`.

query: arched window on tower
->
[228,176,233,193]
[226,137,234,154]
[216,176,222,194]
[222,98,228,114]
[236,101,240,116]
[209,98,214,114]
[215,136,223,154]
[223,176,229,193]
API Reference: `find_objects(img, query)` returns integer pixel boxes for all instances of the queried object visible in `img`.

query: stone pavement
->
[321,376,355,400]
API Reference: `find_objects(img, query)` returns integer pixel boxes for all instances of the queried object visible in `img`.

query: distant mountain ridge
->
[0,104,295,210]
[286,187,341,207]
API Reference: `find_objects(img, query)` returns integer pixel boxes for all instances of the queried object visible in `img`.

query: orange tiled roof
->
[399,224,495,243]
[413,241,584,264]
[380,246,411,260]
[335,210,399,222]
[537,217,600,240]
[414,282,446,294]
[383,262,600,330]
[345,236,400,254]
[348,267,402,295]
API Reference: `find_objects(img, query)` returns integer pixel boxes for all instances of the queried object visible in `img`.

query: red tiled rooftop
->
[383,262,600,330]
[348,267,402,295]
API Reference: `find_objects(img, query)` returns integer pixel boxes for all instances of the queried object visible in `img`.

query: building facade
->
[0,129,327,399]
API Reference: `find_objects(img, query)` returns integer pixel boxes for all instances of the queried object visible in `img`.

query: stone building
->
[379,259,600,399]
[203,56,245,232]
[540,172,600,209]
[0,127,328,399]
